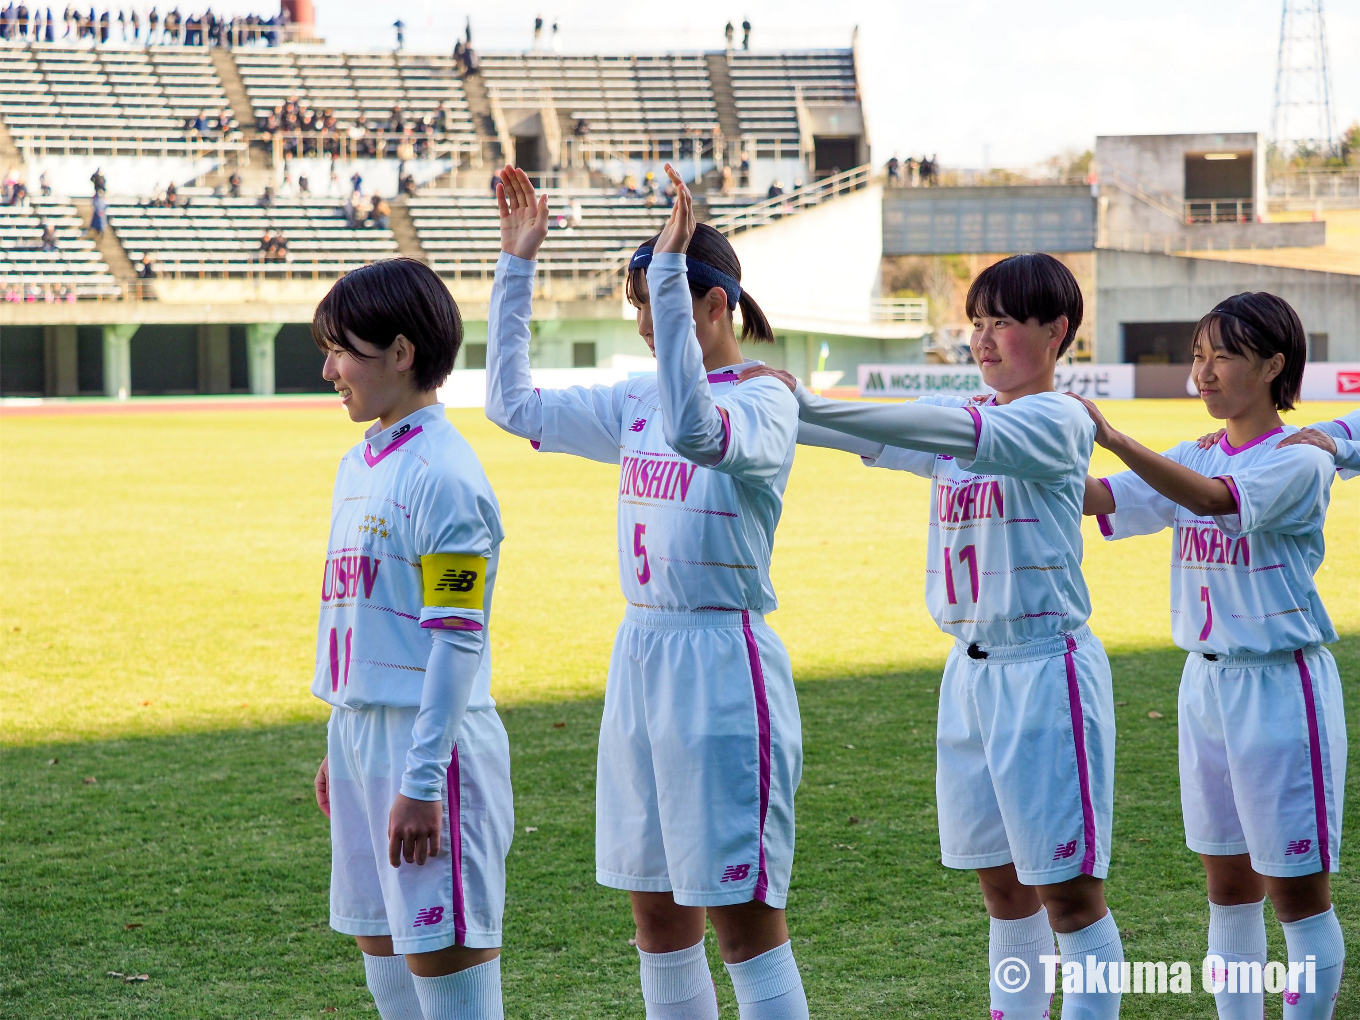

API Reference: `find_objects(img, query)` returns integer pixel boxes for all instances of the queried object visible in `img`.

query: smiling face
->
[321,329,418,425]
[969,311,1067,396]
[1191,320,1284,420]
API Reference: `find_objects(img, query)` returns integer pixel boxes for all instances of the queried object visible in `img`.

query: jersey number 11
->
[943,545,979,605]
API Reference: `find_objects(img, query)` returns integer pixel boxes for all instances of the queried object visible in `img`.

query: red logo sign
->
[1338,372,1360,394]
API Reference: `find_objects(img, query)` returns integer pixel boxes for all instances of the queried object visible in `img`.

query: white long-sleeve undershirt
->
[794,383,979,459]
[484,252,544,442]
[401,628,484,801]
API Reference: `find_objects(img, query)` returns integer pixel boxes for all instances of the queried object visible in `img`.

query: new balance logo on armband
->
[1286,839,1313,856]
[719,863,751,883]
[412,906,445,927]
[434,568,478,593]
[1052,840,1078,860]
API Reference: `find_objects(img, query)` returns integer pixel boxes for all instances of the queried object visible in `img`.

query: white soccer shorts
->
[327,704,514,952]
[595,607,803,909]
[936,625,1116,885]
[1180,644,1345,877]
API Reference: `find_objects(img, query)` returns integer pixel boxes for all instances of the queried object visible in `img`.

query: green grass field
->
[2,398,1357,1018]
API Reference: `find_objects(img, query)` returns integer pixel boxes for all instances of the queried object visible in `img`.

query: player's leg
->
[648,613,808,1020]
[1218,649,1346,1019]
[979,633,1123,1019]
[598,620,718,1020]
[939,651,1055,1020]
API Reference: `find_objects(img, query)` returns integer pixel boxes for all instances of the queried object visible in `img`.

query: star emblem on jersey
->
[629,417,647,432]
[357,514,390,539]
[412,906,444,927]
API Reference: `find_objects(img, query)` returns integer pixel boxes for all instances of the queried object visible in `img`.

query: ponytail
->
[736,288,773,343]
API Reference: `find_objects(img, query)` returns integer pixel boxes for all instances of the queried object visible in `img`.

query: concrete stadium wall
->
[882,186,1096,255]
[1095,249,1360,363]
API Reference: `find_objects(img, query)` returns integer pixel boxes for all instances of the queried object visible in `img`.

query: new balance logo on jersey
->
[1286,839,1312,856]
[412,906,444,927]
[619,455,699,503]
[434,568,478,593]
[629,418,647,432]
[1052,840,1078,860]
[720,864,751,883]
[321,554,380,602]
[390,423,411,441]
[1178,525,1250,567]
[935,479,1004,524]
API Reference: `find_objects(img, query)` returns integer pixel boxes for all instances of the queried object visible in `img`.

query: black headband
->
[629,245,741,310]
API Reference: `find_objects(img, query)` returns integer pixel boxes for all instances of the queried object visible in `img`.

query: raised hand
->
[739,365,799,393]
[1066,392,1121,450]
[653,163,695,255]
[1277,427,1337,456]
[497,165,549,261]
[1197,429,1227,449]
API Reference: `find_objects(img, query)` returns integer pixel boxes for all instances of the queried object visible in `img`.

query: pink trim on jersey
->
[1064,635,1098,877]
[1096,478,1115,538]
[363,425,424,467]
[1217,426,1283,457]
[965,405,982,448]
[707,371,740,384]
[1215,475,1241,515]
[717,405,732,462]
[1335,419,1353,440]
[530,388,542,450]
[420,617,484,632]
[1295,650,1331,873]
[742,610,773,903]
[447,748,467,945]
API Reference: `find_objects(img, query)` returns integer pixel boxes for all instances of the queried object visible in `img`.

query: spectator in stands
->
[642,171,658,207]
[739,153,750,188]
[98,8,107,41]
[550,18,559,52]
[724,20,733,49]
[7,177,27,206]
[766,179,784,200]
[532,14,542,50]
[45,6,55,42]
[138,252,157,278]
[741,17,750,49]
[392,18,403,49]
[89,192,107,236]
[256,228,274,261]
[346,188,364,227]
[228,170,242,198]
[215,110,232,133]
[573,117,589,139]
[720,164,734,196]
[165,181,179,206]
[454,38,464,67]
[147,6,157,42]
[90,167,106,195]
[371,195,390,230]
[269,230,289,262]
[489,171,501,196]
[620,173,639,198]
[461,42,477,75]
[298,174,311,196]
[567,197,583,229]
[887,155,901,187]
[38,172,51,197]
[39,222,58,251]
[17,3,30,37]
[258,184,274,208]
[193,110,211,134]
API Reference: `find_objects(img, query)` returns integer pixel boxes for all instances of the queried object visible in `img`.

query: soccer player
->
[310,259,513,1020]
[1078,292,1345,1020]
[744,253,1124,1020]
[485,165,809,1020]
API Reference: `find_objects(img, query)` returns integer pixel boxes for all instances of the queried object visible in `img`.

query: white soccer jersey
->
[1313,410,1359,479]
[866,392,1097,647]
[311,403,504,710]
[1099,426,1337,655]
[485,252,798,613]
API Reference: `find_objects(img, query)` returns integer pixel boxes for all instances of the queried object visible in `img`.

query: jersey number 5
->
[633,524,651,585]
[943,545,979,605]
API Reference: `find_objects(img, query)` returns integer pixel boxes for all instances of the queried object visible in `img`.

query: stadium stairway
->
[703,54,742,140]
[211,48,258,140]
[460,71,504,164]
[73,198,141,288]
[388,199,429,263]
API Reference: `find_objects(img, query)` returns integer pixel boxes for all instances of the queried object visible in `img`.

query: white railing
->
[870,297,928,324]
[707,163,875,235]
[11,130,248,159]
[1096,162,1184,222]
[1268,168,1360,202]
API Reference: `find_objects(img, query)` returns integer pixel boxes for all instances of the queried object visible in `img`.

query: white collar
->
[364,403,444,454]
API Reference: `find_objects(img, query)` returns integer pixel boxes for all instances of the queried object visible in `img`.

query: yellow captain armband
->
[420,553,486,610]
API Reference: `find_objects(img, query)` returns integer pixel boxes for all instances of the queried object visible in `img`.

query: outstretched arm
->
[1068,393,1237,516]
[485,165,549,440]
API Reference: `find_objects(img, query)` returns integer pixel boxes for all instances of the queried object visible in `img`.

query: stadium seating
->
[0,197,119,295]
[727,50,857,145]
[408,193,671,276]
[0,43,236,142]
[105,196,398,275]
[477,53,719,141]
[233,50,477,136]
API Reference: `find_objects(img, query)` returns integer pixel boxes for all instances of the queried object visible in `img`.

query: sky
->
[222,1,1360,167]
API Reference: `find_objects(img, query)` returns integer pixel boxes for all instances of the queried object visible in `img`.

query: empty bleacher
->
[0,197,120,295]
[105,196,398,276]
[727,50,857,145]
[408,193,672,276]
[0,43,237,146]
[478,53,719,141]
[233,50,477,135]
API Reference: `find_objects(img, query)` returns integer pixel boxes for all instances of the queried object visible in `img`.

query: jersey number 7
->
[943,545,979,605]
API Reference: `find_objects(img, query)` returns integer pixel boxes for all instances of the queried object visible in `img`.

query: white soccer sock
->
[988,907,1055,1020]
[637,941,719,1020]
[411,957,504,1020]
[363,953,423,1020]
[1207,899,1267,1020]
[724,941,809,1020]
[1281,907,1345,1020]
[1054,911,1123,1020]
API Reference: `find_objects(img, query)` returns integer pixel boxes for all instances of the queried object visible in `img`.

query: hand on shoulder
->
[1276,427,1337,457]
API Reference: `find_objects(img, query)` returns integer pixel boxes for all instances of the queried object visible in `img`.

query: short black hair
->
[312,258,461,392]
[1192,292,1306,411]
[965,253,1084,356]
[626,222,774,343]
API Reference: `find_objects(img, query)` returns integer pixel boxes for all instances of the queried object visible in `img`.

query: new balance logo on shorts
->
[629,418,647,432]
[412,906,444,927]
[720,864,751,883]
[1286,839,1313,855]
[434,569,478,593]
[1052,840,1078,860]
